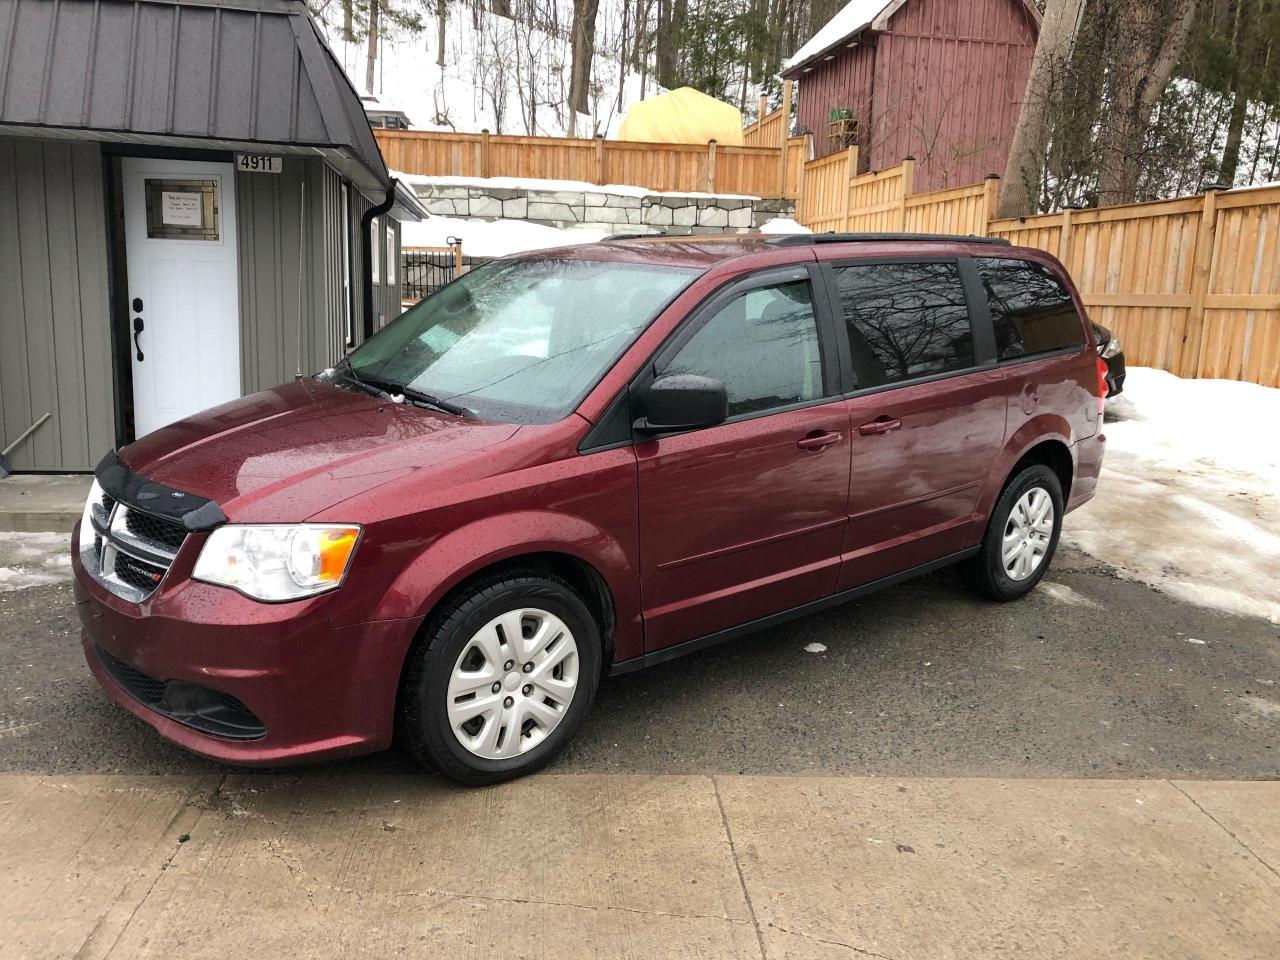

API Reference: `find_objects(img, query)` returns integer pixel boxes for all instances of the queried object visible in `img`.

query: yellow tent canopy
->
[616,87,745,146]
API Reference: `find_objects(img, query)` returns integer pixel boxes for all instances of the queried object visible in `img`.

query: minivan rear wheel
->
[397,571,601,786]
[961,464,1063,601]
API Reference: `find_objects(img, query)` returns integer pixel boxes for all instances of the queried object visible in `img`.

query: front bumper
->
[74,539,417,766]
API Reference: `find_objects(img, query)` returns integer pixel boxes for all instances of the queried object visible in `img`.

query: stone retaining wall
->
[412,182,796,235]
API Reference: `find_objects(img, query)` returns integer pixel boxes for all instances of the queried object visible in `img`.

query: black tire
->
[397,570,601,786]
[960,464,1064,602]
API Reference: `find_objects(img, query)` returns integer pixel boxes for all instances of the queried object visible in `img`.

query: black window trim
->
[968,254,1091,367]
[817,255,998,399]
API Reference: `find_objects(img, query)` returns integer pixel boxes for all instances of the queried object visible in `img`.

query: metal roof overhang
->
[0,0,393,195]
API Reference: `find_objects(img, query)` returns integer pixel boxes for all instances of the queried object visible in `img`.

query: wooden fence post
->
[480,129,491,179]
[706,139,718,194]
[981,173,1001,236]
[795,133,813,224]
[1058,204,1075,263]
[594,134,605,185]
[897,156,916,231]
[842,145,859,230]
[1184,184,1226,378]
[757,94,768,131]
[776,79,794,195]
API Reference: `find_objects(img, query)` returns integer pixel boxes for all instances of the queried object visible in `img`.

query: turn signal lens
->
[194,524,362,602]
[1095,357,1110,414]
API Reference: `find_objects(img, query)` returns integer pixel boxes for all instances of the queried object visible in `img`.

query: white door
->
[121,158,241,437]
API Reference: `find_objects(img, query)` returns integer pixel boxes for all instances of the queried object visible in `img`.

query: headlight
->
[193,524,361,602]
[80,478,106,544]
[1099,335,1122,359]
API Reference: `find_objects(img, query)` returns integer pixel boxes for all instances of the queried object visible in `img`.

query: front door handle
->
[132,315,144,362]
[797,430,843,451]
[858,416,901,436]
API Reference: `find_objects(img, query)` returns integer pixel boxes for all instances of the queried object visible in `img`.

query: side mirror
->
[636,373,728,433]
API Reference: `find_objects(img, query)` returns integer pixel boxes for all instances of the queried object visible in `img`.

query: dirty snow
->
[1039,582,1099,608]
[804,642,828,654]
[1065,367,1280,623]
[0,532,73,592]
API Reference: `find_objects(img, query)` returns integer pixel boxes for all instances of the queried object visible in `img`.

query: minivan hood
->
[118,380,519,523]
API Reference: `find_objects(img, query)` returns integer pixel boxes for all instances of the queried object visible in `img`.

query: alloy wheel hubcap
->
[447,608,579,759]
[1002,487,1054,581]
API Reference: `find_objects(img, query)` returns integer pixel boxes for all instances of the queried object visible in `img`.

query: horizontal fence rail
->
[796,155,1279,388]
[375,128,805,199]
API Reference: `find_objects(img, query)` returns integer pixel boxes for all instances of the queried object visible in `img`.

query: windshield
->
[344,257,700,423]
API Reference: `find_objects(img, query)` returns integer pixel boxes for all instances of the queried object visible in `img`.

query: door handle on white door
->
[132,316,144,362]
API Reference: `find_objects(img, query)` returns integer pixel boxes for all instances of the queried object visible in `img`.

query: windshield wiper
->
[336,359,471,417]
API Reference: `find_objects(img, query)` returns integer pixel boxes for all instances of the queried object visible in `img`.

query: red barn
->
[782,0,1040,193]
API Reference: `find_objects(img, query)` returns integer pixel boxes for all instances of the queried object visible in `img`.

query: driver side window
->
[661,280,825,418]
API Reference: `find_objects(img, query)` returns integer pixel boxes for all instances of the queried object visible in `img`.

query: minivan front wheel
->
[961,464,1063,601]
[397,571,601,785]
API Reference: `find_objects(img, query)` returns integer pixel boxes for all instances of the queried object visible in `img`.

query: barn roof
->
[781,0,1041,77]
[0,0,391,192]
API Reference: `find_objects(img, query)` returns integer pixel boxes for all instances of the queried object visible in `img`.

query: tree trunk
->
[569,0,602,118]
[343,0,354,42]
[364,0,380,96]
[1220,90,1249,186]
[1095,0,1199,206]
[436,0,448,68]
[999,0,1088,218]
[490,0,512,18]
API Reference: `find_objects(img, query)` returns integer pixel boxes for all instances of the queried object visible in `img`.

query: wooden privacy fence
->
[797,154,1280,387]
[375,128,805,198]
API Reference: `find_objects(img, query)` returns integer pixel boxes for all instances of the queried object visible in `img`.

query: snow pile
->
[0,532,73,592]
[1065,367,1280,623]
[396,172,759,201]
[321,4,660,138]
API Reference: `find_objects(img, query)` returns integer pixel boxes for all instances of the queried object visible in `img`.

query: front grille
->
[95,645,267,740]
[82,497,190,603]
[122,510,187,553]
[114,553,167,594]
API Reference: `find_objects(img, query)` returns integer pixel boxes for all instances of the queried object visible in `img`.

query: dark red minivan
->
[73,233,1107,784]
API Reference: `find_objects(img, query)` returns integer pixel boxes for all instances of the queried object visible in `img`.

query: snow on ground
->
[396,172,760,201]
[322,4,660,138]
[1065,367,1280,623]
[0,532,73,592]
[403,215,609,257]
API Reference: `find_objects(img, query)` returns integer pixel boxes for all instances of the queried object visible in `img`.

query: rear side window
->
[976,258,1086,359]
[661,280,825,418]
[831,261,975,388]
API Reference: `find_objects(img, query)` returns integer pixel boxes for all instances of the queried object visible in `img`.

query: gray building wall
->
[0,138,114,472]
[1,139,407,472]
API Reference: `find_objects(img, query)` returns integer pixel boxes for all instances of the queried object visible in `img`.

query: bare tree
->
[1000,0,1089,218]
[570,0,603,119]
[1095,0,1200,204]
[365,0,380,95]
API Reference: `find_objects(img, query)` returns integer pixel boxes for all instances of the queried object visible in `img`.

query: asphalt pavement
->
[2,546,1276,780]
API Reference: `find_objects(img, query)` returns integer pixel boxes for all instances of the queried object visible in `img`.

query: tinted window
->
[977,257,1086,359]
[832,261,975,388]
[661,280,825,417]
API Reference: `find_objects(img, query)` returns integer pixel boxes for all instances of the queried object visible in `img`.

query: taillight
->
[1095,357,1109,414]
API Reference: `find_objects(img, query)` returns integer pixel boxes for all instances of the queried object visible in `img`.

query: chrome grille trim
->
[81,501,187,602]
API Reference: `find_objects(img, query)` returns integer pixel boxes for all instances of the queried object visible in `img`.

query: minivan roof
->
[527,232,1017,271]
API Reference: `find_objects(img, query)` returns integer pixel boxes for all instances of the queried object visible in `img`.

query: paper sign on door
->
[161,192,204,227]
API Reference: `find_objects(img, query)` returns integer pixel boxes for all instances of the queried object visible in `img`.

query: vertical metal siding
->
[236,157,342,393]
[796,0,1036,190]
[0,137,113,471]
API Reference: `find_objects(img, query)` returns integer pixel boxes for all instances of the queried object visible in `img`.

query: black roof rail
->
[767,232,1011,247]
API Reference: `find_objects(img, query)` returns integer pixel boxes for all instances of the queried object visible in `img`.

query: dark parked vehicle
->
[1094,323,1126,396]
[74,234,1108,784]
